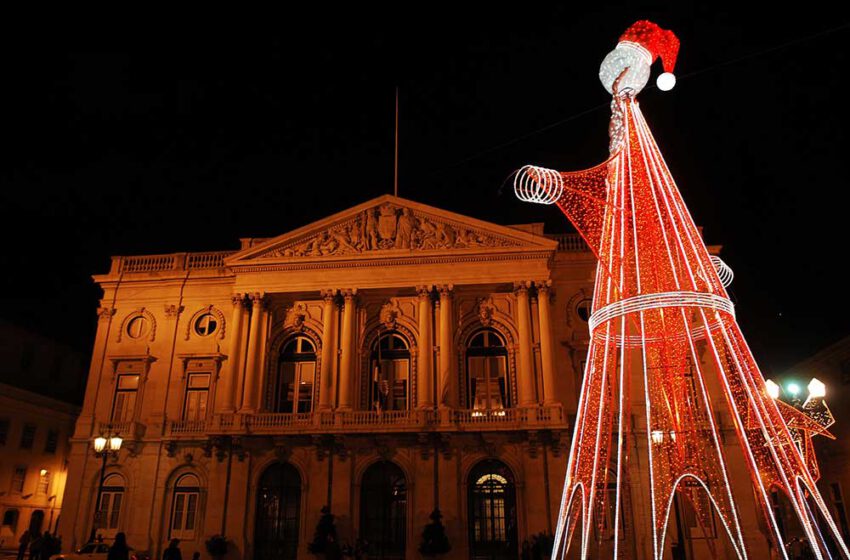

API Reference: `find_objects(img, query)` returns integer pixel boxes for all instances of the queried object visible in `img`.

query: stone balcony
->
[164,404,567,439]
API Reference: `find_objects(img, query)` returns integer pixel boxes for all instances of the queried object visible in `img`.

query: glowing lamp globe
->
[599,42,652,95]
[808,377,826,399]
[786,382,802,396]
[93,436,107,453]
[656,72,676,91]
[765,379,780,400]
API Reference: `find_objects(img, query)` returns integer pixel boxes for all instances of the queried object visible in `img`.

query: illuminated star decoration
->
[515,20,850,560]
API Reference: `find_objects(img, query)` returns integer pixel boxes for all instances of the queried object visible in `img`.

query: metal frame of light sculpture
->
[515,20,850,560]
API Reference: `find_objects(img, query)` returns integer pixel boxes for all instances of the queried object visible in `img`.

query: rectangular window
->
[11,466,26,494]
[37,471,50,495]
[98,491,123,530]
[279,362,316,413]
[469,356,507,410]
[0,419,9,446]
[44,430,59,454]
[112,374,140,423]
[171,492,199,539]
[183,373,211,421]
[20,424,36,449]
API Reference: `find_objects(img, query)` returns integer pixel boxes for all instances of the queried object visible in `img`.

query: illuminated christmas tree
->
[515,20,850,560]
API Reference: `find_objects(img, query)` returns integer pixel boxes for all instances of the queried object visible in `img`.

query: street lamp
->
[90,433,122,541]
[764,376,835,481]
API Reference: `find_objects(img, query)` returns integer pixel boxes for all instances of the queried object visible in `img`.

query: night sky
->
[2,5,849,376]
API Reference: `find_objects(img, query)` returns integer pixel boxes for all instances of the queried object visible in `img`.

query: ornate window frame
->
[117,308,157,343]
[185,305,226,341]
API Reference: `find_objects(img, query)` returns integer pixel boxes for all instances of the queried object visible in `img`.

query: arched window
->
[96,473,124,535]
[466,330,510,411]
[255,463,301,560]
[360,461,407,559]
[468,460,517,560]
[1,509,19,531]
[369,332,410,411]
[170,474,201,540]
[274,336,316,413]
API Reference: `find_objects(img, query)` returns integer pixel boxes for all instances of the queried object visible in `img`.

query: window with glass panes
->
[19,424,35,449]
[170,474,200,540]
[37,471,50,495]
[183,373,211,421]
[11,467,26,494]
[369,332,410,411]
[44,430,58,454]
[112,373,140,423]
[97,474,124,531]
[274,337,316,413]
[466,330,510,411]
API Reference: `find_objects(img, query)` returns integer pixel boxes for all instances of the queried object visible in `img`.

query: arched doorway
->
[360,461,407,559]
[254,463,301,560]
[468,459,518,560]
[29,510,44,535]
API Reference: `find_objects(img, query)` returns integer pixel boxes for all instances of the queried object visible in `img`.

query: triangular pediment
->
[226,195,556,266]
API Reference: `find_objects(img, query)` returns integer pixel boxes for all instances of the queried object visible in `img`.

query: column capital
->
[416,285,434,298]
[436,284,454,296]
[249,292,267,310]
[231,293,247,307]
[535,279,552,292]
[513,281,531,295]
[340,288,358,300]
[320,289,338,302]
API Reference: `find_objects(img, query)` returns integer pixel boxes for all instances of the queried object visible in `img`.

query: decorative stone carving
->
[97,306,116,321]
[185,305,226,340]
[284,303,308,331]
[117,308,157,343]
[164,304,184,319]
[477,296,496,327]
[259,203,518,259]
[380,300,401,329]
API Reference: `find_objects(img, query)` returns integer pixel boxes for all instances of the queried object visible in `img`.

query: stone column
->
[337,289,357,411]
[240,292,265,413]
[318,290,338,411]
[417,286,434,408]
[221,294,246,412]
[437,284,454,407]
[515,282,536,406]
[537,281,558,405]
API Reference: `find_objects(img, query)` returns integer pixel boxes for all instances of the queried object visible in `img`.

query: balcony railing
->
[164,404,566,437]
[97,421,146,440]
[545,233,590,252]
[111,251,236,275]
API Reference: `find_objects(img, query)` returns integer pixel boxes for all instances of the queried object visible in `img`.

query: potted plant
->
[205,535,228,560]
[307,505,337,557]
[419,509,451,557]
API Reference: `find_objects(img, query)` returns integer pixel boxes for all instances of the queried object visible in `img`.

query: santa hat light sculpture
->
[516,20,850,560]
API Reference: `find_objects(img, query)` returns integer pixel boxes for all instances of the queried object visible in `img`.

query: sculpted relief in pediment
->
[260,202,519,259]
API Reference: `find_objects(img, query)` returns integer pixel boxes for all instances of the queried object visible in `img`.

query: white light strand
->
[514,165,564,205]
[588,290,735,333]
[710,255,734,287]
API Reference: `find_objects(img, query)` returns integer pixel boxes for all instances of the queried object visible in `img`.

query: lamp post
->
[89,434,122,541]
[765,376,835,480]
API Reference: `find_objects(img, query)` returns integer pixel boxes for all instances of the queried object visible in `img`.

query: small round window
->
[575,299,592,322]
[194,313,218,337]
[126,316,149,339]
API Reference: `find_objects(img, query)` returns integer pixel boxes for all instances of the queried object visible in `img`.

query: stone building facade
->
[0,383,79,549]
[57,194,798,559]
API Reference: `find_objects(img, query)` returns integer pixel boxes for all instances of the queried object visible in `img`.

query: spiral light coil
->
[514,165,564,205]
[710,255,734,287]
